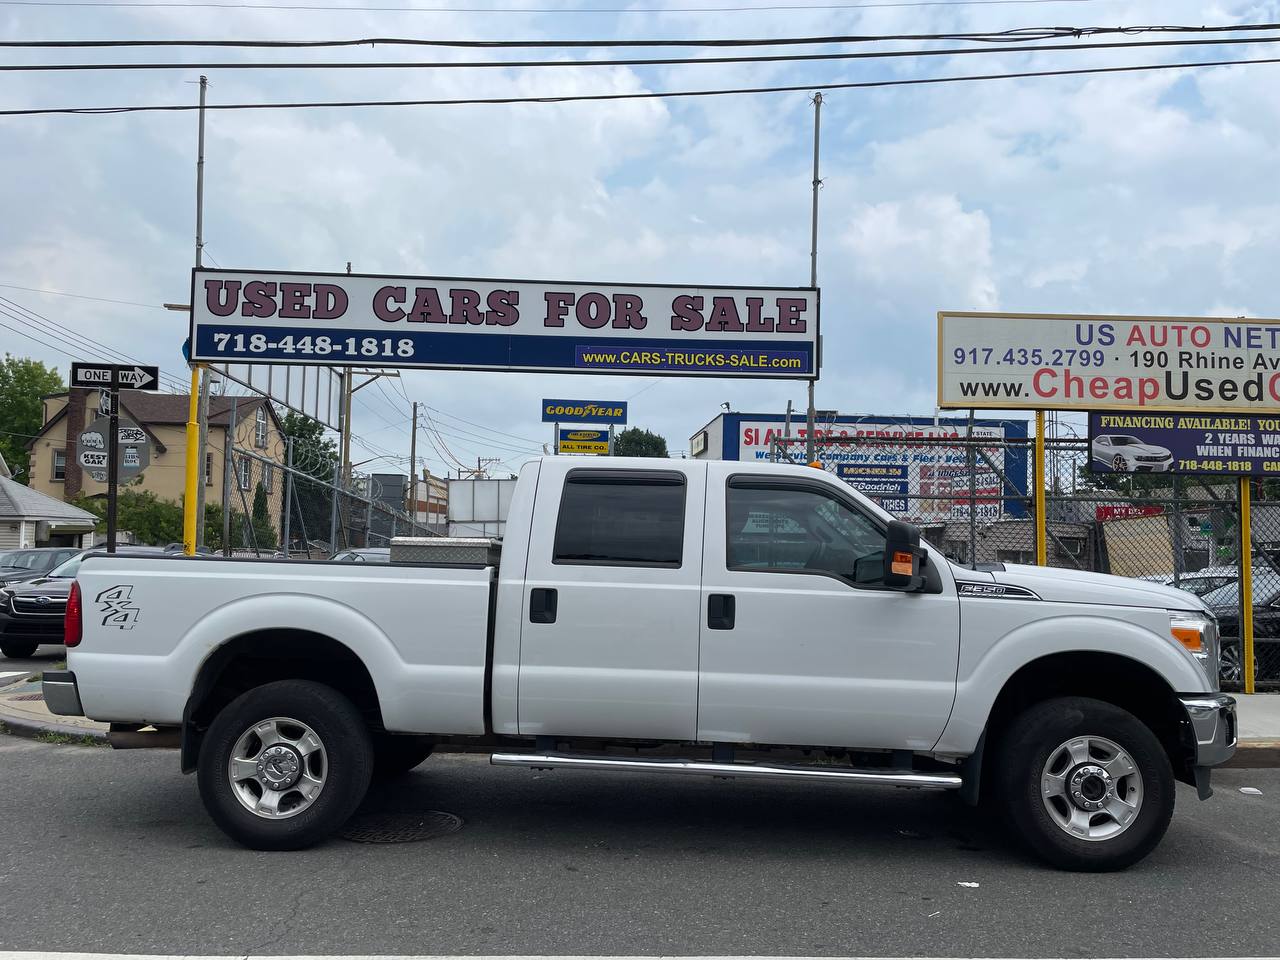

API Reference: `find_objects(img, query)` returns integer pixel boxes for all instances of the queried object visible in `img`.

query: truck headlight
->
[1170,611,1219,691]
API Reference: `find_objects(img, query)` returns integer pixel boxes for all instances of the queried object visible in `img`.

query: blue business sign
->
[1089,410,1280,476]
[190,269,819,380]
[542,398,628,424]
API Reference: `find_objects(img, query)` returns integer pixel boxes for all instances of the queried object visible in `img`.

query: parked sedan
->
[0,547,163,658]
[1202,572,1280,685]
[0,547,83,588]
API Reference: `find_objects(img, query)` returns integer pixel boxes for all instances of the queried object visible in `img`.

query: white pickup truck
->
[44,456,1235,870]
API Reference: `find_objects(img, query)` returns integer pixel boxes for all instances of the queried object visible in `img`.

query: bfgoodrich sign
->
[190,269,819,380]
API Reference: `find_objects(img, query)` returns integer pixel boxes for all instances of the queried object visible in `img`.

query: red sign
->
[1095,504,1165,522]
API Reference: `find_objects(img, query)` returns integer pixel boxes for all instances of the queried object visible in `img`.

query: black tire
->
[197,679,374,851]
[372,735,434,779]
[994,696,1174,872]
[1,641,39,659]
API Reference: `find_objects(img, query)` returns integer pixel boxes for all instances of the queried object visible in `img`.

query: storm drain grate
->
[9,693,44,701]
[341,810,463,844]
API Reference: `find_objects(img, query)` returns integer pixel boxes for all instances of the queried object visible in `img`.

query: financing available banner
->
[190,269,818,380]
[1088,411,1280,476]
[938,312,1280,412]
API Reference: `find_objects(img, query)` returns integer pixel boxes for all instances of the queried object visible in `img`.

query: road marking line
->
[0,672,29,679]
[3,955,1280,960]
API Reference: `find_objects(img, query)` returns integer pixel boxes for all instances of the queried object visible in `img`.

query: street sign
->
[70,363,161,392]
[77,417,150,482]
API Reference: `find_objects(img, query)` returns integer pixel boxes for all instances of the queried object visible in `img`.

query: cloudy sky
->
[3,0,1279,477]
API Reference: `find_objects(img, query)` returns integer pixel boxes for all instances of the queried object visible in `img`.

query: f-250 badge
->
[96,585,140,629]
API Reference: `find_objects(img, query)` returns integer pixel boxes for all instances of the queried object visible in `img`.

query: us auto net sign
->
[938,312,1280,412]
[190,269,819,380]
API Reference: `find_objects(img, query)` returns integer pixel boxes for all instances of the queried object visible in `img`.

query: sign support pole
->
[183,371,201,553]
[1034,409,1047,566]
[804,91,823,464]
[106,385,120,554]
[184,75,210,556]
[1240,476,1255,695]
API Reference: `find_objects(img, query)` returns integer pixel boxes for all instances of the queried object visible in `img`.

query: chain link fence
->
[772,432,1279,690]
[216,435,438,559]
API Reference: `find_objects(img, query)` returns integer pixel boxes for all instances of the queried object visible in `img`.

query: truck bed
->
[71,553,494,734]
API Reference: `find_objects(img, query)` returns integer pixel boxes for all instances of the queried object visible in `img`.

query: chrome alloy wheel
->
[1040,735,1143,842]
[228,717,327,820]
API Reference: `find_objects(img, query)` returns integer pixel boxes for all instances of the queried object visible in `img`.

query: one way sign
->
[70,363,160,391]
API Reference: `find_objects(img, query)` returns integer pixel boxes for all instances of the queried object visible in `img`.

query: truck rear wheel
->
[995,696,1174,872]
[197,679,373,850]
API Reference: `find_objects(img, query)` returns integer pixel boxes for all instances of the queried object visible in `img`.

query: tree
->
[0,355,64,481]
[280,411,339,549]
[613,427,669,458]
[250,481,277,549]
[73,489,183,545]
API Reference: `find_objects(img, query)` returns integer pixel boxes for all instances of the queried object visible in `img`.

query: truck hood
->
[990,563,1208,612]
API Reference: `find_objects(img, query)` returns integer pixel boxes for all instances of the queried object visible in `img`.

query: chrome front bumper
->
[41,669,84,717]
[1180,693,1237,768]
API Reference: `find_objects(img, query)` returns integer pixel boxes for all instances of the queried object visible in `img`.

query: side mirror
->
[883,519,925,591]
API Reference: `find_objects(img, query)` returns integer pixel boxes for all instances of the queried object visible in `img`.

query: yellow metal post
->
[1240,477,1255,695]
[182,365,203,555]
[1034,410,1047,566]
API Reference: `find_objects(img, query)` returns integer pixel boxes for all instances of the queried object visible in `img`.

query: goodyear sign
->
[559,428,610,455]
[542,398,628,424]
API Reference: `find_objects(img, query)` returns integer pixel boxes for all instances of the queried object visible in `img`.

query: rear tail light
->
[65,580,82,648]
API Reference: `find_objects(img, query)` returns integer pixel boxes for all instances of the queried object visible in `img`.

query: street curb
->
[0,710,109,744]
[1226,740,1280,768]
[0,673,110,746]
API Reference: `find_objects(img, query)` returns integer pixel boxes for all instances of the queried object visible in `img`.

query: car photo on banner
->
[1090,433,1174,473]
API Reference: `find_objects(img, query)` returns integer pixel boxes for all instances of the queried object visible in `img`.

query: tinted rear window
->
[553,472,686,567]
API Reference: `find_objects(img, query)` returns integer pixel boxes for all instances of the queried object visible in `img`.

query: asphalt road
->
[0,642,61,686]
[0,643,63,683]
[1,737,1277,958]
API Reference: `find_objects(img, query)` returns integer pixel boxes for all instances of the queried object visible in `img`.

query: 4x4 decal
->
[96,584,140,629]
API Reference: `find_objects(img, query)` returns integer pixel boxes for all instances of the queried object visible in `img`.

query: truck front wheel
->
[197,679,374,850]
[995,696,1174,872]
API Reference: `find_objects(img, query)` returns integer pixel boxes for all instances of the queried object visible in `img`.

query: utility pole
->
[183,75,210,555]
[408,401,418,531]
[804,92,823,465]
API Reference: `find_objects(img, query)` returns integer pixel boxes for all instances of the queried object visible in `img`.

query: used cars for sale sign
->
[190,269,819,380]
[938,312,1280,412]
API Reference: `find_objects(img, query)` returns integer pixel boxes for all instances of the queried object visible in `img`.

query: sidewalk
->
[1,669,1279,760]
[0,674,107,743]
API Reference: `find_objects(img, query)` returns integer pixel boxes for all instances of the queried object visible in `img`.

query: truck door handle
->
[530,588,558,624]
[707,594,735,630]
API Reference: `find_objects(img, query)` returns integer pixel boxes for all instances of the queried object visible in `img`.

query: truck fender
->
[936,613,1205,757]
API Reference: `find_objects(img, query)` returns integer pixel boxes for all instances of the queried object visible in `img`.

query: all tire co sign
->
[190,269,819,380]
[938,312,1280,412]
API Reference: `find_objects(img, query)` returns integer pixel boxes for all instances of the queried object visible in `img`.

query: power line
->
[12,33,1280,71]
[0,0,1109,12]
[0,282,168,310]
[0,296,189,391]
[8,22,1270,49]
[6,53,1276,116]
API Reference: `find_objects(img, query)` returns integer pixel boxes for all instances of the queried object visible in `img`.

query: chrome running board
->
[490,753,961,789]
